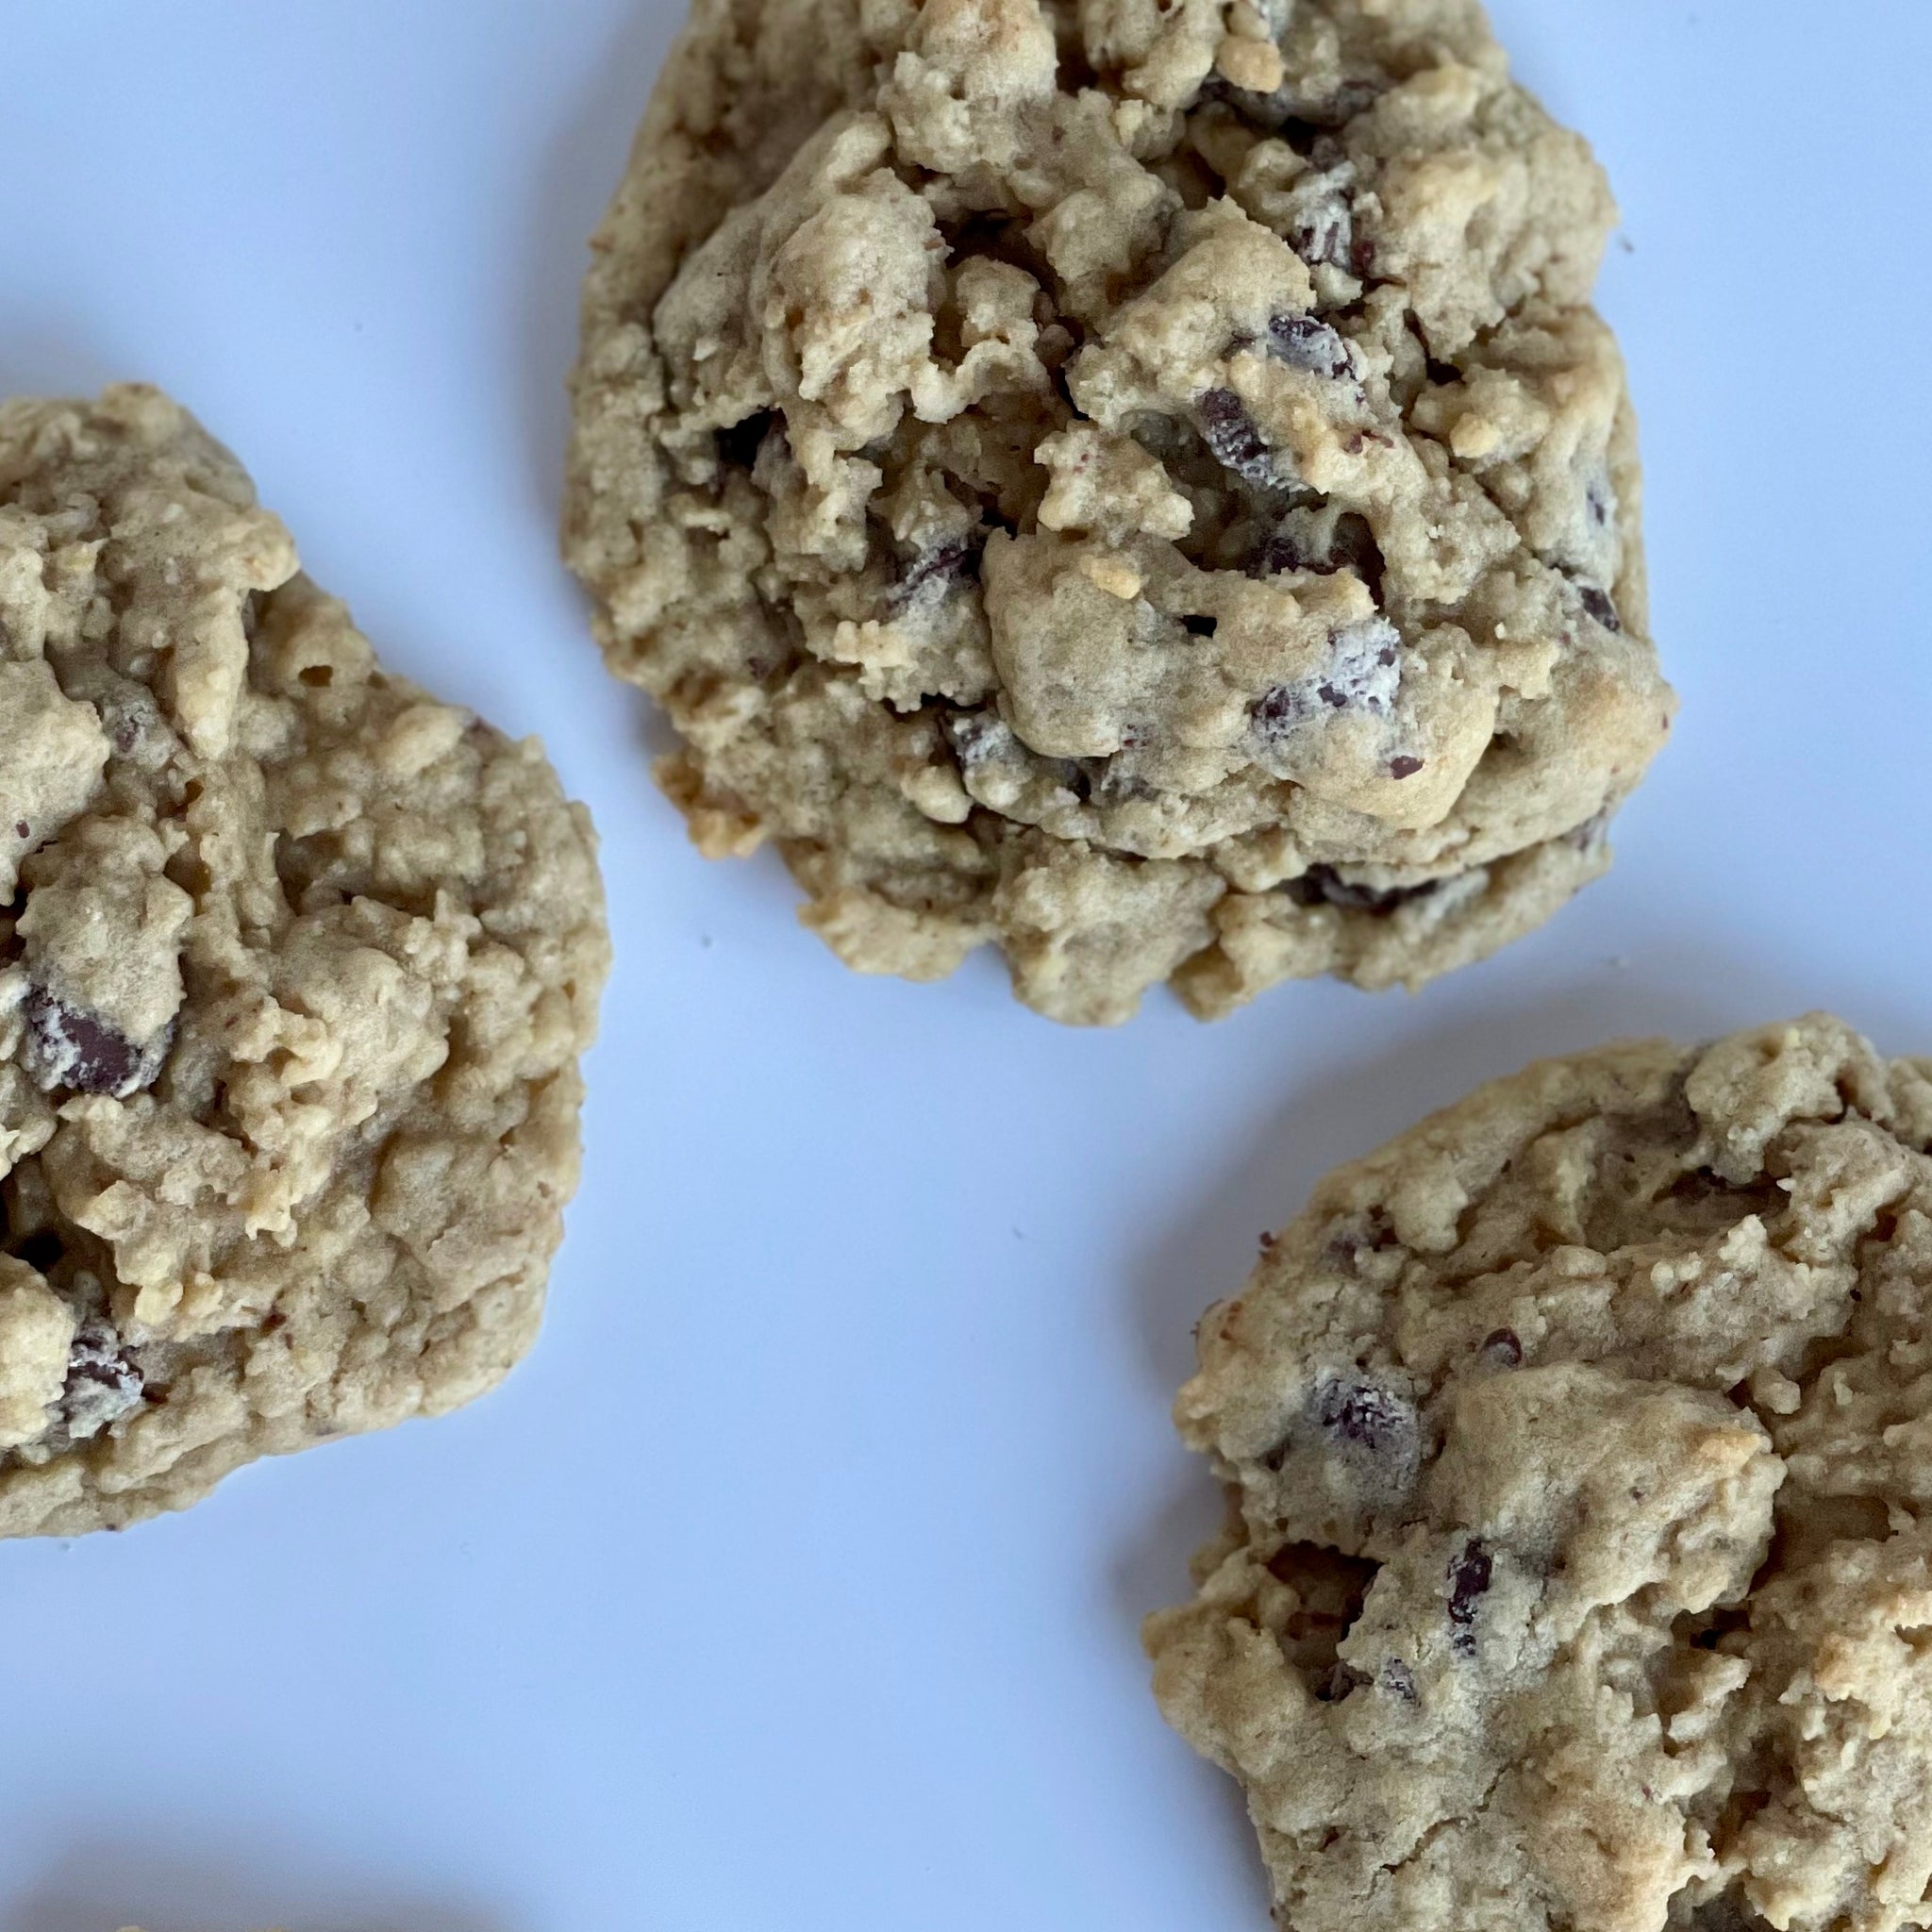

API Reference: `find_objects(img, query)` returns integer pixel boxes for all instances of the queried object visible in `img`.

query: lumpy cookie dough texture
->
[0,387,608,1536]
[566,0,1672,1024]
[1146,1016,1932,1932]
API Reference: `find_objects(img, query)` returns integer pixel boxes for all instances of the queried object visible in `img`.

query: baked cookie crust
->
[1147,1015,1932,1932]
[0,387,608,1536]
[566,0,1672,1024]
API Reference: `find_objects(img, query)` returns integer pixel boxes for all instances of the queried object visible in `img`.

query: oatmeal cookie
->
[1147,1015,1932,1932]
[0,386,608,1536]
[566,0,1671,1024]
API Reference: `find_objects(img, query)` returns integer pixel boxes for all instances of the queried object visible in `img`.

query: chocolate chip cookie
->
[0,386,608,1536]
[566,0,1672,1024]
[1147,1015,1932,1932]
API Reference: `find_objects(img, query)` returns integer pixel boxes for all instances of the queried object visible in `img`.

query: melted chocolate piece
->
[1197,388,1280,485]
[889,532,982,612]
[1283,167,1354,273]
[23,988,157,1097]
[1577,583,1622,632]
[1286,866,1439,916]
[1267,313,1354,381]
[1314,1374,1416,1461]
[1252,508,1385,602]
[1252,618,1401,740]
[60,1316,145,1438]
[1446,1540,1493,1653]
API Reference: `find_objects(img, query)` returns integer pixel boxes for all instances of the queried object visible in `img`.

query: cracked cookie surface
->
[567,0,1671,1024]
[1146,1015,1932,1932]
[0,386,608,1536]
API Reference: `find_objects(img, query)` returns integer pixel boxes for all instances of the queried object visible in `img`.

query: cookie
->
[1144,1015,1932,1932]
[566,0,1672,1024]
[0,386,608,1536]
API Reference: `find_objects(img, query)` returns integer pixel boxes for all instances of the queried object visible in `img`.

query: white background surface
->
[0,2,1926,1926]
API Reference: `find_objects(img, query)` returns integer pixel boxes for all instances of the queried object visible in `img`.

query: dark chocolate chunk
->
[1446,1539,1492,1653]
[1314,1374,1416,1461]
[1252,617,1401,740]
[12,822,26,841]
[60,1316,145,1438]
[889,531,982,612]
[1283,167,1355,273]
[1208,73,1383,136]
[1319,620,1400,711]
[1197,388,1280,485]
[1252,508,1385,602]
[1267,313,1354,381]
[1388,755,1424,780]
[1577,583,1622,632]
[23,988,158,1097]
[715,409,777,472]
[1379,1657,1419,1703]
[1286,866,1439,916]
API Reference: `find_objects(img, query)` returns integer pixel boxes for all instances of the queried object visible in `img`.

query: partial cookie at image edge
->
[0,384,610,1537]
[1146,1012,1932,1932]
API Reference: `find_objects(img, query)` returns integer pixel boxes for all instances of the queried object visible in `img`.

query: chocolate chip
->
[1286,866,1439,916]
[715,409,776,472]
[1210,73,1382,136]
[1252,508,1385,602]
[1283,167,1354,273]
[12,822,26,841]
[1380,1658,1419,1703]
[889,532,982,612]
[1181,614,1218,637]
[1388,755,1424,779]
[1350,234,1379,281]
[1314,1374,1416,1461]
[1252,617,1402,739]
[1479,1327,1523,1367]
[1267,313,1354,381]
[1577,584,1622,632]
[22,988,159,1097]
[1197,388,1279,485]
[60,1316,145,1439]
[1446,1540,1492,1652]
